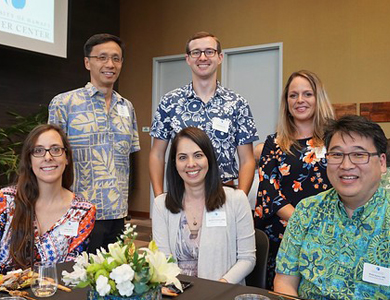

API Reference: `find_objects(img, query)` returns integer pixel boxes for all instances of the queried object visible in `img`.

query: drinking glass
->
[31,262,58,297]
[234,294,270,300]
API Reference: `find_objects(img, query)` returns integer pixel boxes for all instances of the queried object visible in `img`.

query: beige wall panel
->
[119,0,390,214]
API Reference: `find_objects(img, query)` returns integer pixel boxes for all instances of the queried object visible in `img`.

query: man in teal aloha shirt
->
[274,115,390,300]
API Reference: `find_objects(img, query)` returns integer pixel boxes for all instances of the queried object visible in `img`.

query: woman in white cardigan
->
[152,127,256,284]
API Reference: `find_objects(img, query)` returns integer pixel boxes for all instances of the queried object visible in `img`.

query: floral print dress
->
[254,134,331,289]
[0,186,96,274]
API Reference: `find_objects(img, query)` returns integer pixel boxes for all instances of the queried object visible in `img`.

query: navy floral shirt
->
[150,82,258,181]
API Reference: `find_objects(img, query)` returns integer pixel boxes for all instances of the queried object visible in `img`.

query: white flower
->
[145,250,182,291]
[107,257,115,264]
[108,242,127,264]
[75,252,89,268]
[117,280,134,297]
[62,265,87,286]
[89,248,106,264]
[109,264,134,284]
[96,275,111,296]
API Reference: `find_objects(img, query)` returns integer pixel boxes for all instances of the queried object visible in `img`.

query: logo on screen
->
[4,0,26,9]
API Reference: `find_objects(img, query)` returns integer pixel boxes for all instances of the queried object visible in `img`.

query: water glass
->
[234,294,270,300]
[31,262,58,297]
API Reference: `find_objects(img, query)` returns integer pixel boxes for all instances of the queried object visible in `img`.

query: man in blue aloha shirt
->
[48,34,140,253]
[149,31,258,197]
[274,115,390,300]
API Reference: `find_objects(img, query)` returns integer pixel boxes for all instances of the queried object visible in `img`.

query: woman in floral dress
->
[254,70,335,289]
[0,124,95,273]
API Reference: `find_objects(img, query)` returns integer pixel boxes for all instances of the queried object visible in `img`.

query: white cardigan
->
[152,187,256,284]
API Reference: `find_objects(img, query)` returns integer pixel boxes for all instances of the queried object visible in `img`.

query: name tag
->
[314,146,326,159]
[212,118,229,133]
[118,105,130,117]
[206,211,227,227]
[59,221,79,237]
[362,263,390,286]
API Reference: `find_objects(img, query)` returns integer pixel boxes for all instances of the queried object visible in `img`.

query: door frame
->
[221,42,283,107]
[150,54,187,215]
[151,54,187,122]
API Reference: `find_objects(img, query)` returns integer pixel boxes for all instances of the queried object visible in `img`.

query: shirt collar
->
[84,82,124,104]
[185,81,225,101]
[85,82,99,97]
[335,187,386,220]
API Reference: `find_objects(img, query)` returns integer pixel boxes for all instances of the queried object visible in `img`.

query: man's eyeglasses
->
[187,48,218,58]
[325,152,379,165]
[87,55,123,64]
[32,146,66,158]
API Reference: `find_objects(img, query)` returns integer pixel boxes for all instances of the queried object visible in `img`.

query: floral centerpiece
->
[62,224,182,299]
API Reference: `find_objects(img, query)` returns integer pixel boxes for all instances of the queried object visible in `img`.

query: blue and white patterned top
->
[150,82,259,181]
[276,187,390,300]
[48,83,140,220]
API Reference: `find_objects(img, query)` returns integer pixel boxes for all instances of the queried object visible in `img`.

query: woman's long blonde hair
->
[277,70,335,154]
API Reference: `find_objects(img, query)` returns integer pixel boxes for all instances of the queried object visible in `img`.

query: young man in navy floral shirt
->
[150,31,258,197]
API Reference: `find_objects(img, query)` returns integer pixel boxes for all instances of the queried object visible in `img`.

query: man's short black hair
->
[83,33,124,57]
[324,115,387,155]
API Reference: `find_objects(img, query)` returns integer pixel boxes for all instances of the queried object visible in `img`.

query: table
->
[0,263,293,300]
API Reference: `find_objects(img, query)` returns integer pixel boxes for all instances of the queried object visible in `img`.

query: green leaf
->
[0,106,48,185]
[87,263,104,274]
[76,280,91,288]
[133,281,150,295]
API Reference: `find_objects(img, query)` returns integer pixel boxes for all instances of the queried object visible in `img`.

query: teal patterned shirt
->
[276,188,390,300]
[380,167,390,192]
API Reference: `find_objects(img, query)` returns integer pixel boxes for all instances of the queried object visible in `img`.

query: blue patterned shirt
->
[276,188,390,300]
[150,82,258,181]
[48,83,140,220]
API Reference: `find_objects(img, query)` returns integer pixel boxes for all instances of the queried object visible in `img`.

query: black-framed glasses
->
[87,55,123,63]
[325,152,379,165]
[187,48,218,58]
[32,146,66,158]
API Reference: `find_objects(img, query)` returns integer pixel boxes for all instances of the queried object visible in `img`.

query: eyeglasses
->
[325,152,379,165]
[87,55,123,64]
[187,48,218,58]
[31,146,66,158]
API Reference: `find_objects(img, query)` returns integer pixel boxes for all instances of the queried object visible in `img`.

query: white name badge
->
[206,211,227,227]
[118,105,130,117]
[59,221,79,237]
[362,263,390,286]
[314,146,326,159]
[212,118,229,133]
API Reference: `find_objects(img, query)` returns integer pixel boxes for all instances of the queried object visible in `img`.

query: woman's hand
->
[219,278,228,283]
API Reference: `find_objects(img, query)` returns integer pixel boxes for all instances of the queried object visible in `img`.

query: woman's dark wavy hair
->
[10,124,73,269]
[165,127,225,213]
